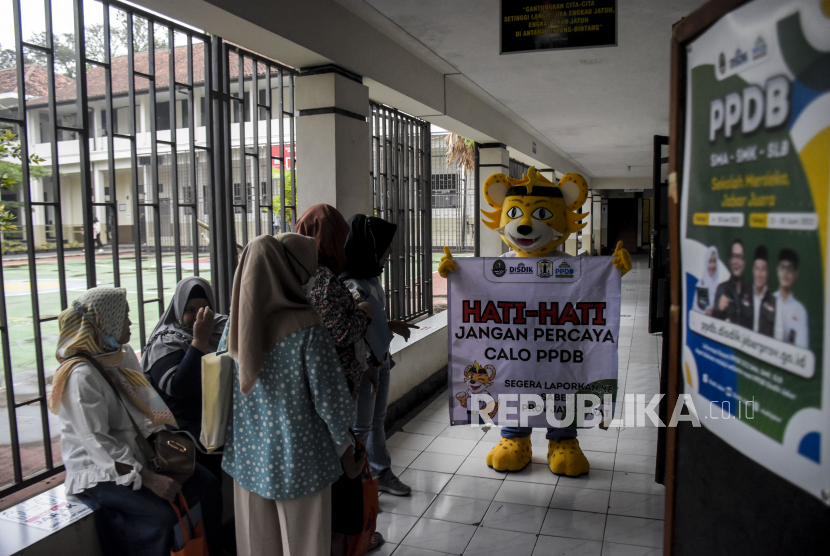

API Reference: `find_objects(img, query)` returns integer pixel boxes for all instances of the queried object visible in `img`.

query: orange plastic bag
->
[170,493,208,556]
[344,458,379,556]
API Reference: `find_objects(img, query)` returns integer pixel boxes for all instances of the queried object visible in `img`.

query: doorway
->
[605,197,639,254]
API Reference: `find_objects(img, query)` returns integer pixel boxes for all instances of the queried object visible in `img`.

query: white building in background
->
[0,43,294,249]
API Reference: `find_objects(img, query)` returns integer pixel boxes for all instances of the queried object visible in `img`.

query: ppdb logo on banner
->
[448,256,627,428]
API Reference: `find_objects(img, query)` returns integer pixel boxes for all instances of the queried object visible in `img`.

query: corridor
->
[377,256,664,555]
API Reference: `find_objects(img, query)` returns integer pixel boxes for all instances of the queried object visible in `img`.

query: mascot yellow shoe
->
[443,166,630,476]
[486,436,532,472]
[547,439,590,476]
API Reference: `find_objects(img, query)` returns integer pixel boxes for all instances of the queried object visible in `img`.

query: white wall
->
[388,312,448,406]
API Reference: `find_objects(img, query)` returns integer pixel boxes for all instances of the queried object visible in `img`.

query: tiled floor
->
[375,257,665,556]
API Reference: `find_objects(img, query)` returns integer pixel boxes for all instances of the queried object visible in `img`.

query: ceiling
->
[335,0,707,179]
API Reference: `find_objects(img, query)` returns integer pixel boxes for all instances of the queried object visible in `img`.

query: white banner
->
[447,256,621,428]
[688,311,814,378]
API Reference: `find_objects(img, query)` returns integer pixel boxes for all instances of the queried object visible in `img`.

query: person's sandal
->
[367,532,385,552]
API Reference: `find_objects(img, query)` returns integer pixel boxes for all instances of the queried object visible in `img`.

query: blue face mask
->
[102,333,122,350]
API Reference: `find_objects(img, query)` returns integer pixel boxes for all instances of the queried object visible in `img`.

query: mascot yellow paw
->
[547,438,590,476]
[486,436,532,472]
[612,240,632,277]
[438,246,457,278]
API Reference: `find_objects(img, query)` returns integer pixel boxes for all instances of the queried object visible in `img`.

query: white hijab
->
[696,246,720,312]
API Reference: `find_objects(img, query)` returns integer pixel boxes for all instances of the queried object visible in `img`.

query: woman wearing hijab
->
[695,246,720,314]
[295,204,374,397]
[341,215,418,496]
[143,277,228,477]
[219,234,363,556]
[50,287,222,556]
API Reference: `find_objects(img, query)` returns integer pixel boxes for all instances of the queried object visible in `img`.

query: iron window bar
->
[0,0,227,496]
[0,0,299,498]
[220,42,297,247]
[369,101,432,322]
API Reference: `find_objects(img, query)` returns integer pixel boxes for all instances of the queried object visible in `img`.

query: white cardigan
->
[57,345,164,494]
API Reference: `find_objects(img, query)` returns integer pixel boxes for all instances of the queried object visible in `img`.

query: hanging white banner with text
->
[447,256,621,428]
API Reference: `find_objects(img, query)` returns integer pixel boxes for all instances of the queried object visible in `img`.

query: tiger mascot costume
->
[439,166,631,476]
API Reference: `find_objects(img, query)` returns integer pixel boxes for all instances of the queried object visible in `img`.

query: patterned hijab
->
[48,287,176,427]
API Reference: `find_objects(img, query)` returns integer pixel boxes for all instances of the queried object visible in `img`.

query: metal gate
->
[370,102,431,322]
[210,39,297,308]
[0,0,296,495]
[509,157,530,179]
[431,133,474,252]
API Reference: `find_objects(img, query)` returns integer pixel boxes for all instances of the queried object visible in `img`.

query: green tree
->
[117,15,169,55]
[0,130,50,231]
[0,48,15,70]
[0,15,169,79]
[0,33,79,78]
[270,170,295,231]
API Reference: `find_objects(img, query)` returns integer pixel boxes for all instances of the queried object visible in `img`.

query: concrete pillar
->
[138,96,148,139]
[295,66,372,220]
[93,166,108,245]
[538,168,555,183]
[31,179,47,247]
[26,116,47,246]
[478,143,510,257]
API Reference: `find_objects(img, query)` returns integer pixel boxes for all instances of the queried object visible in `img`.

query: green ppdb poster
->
[680,0,830,503]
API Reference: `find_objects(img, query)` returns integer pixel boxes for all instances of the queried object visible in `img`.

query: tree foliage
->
[445,133,475,172]
[0,13,169,79]
[270,170,295,229]
[0,131,49,231]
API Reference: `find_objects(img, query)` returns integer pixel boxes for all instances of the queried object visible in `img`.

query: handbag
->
[170,493,208,556]
[199,347,234,452]
[77,352,196,484]
[345,443,379,556]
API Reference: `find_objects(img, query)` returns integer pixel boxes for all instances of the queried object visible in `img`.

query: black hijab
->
[340,215,397,280]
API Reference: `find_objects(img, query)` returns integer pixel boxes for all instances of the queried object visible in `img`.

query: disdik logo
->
[510,262,533,275]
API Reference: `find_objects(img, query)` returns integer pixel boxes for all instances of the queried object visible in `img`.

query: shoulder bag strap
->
[74,352,159,466]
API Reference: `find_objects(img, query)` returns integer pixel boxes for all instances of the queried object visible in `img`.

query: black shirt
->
[754,289,776,337]
[148,345,205,439]
[712,276,751,327]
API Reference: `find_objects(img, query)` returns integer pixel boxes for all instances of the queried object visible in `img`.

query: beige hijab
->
[229,233,322,394]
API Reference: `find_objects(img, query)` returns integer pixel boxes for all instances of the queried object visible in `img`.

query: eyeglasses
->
[730,253,744,260]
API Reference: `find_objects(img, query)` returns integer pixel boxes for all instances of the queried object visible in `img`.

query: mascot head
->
[481,167,589,257]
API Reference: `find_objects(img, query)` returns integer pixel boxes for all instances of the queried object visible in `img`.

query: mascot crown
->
[480,166,590,233]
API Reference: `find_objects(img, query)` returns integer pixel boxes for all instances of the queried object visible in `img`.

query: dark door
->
[606,198,639,253]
